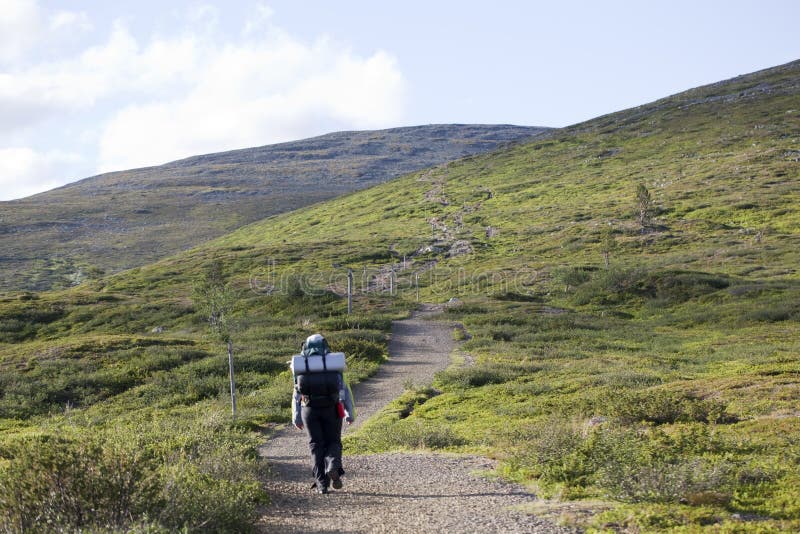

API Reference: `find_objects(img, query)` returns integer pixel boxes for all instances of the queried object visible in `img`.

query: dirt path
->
[256,306,571,533]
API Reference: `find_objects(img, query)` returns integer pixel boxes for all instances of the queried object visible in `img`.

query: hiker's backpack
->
[291,348,347,408]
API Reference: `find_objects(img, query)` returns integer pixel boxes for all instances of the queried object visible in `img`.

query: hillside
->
[0,124,547,292]
[1,59,799,532]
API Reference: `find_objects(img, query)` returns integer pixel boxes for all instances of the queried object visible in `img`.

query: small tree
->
[600,225,616,268]
[636,182,653,232]
[192,260,240,419]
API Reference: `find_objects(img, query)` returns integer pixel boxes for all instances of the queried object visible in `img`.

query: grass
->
[1,59,799,531]
[344,285,800,530]
[0,280,404,531]
[0,126,545,292]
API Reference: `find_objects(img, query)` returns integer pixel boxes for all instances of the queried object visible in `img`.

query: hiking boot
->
[328,469,343,490]
[311,481,329,494]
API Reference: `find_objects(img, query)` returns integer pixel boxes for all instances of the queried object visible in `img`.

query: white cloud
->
[243,3,275,36]
[0,3,407,197]
[0,23,199,133]
[0,0,91,64]
[0,147,83,200]
[97,35,406,171]
[49,10,92,33]
[187,3,220,28]
[0,0,40,63]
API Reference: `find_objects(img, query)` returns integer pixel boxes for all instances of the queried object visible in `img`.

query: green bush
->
[0,302,66,341]
[646,271,730,303]
[572,267,648,305]
[0,434,157,532]
[491,291,542,302]
[744,302,800,322]
[318,314,394,332]
[345,387,462,452]
[349,418,465,451]
[436,362,542,389]
[734,472,800,520]
[263,282,342,317]
[329,336,385,363]
[518,419,596,488]
[444,304,488,316]
[0,424,267,533]
[571,269,732,306]
[595,428,735,504]
[157,460,263,532]
[508,422,741,503]
[609,390,736,425]
[551,266,594,291]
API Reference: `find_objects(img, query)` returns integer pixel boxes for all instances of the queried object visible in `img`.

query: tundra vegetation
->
[1,60,799,531]
[0,126,546,293]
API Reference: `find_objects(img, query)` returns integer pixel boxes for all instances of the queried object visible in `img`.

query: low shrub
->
[452,326,468,341]
[0,434,157,532]
[592,503,730,531]
[744,302,800,323]
[551,266,594,291]
[348,418,465,451]
[646,271,731,303]
[157,459,263,532]
[318,314,394,332]
[508,421,742,503]
[344,387,462,452]
[0,302,66,342]
[572,267,649,305]
[596,429,735,504]
[517,418,596,488]
[444,304,488,315]
[609,390,736,425]
[491,291,542,302]
[435,361,542,389]
[571,269,731,306]
[330,336,385,363]
[595,370,664,389]
[0,423,266,533]
[734,472,800,520]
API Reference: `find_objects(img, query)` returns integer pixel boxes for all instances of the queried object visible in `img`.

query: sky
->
[1,1,798,201]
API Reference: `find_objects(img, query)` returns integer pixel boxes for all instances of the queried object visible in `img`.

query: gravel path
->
[257,306,572,533]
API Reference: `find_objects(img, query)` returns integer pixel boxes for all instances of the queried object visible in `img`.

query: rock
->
[587,416,608,427]
[447,240,473,257]
[151,326,165,334]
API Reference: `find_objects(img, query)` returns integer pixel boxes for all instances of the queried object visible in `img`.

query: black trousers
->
[301,404,343,487]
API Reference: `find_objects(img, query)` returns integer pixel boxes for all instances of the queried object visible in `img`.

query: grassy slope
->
[1,60,799,531]
[0,124,546,293]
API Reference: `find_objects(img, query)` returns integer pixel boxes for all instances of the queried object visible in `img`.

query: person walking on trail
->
[292,333,356,494]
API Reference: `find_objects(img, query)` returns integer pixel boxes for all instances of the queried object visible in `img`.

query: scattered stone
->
[151,326,165,334]
[596,148,621,159]
[784,150,800,161]
[587,416,608,427]
[447,239,473,257]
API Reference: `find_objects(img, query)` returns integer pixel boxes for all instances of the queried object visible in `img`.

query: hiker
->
[291,333,356,494]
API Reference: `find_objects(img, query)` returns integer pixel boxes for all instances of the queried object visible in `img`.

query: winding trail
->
[256,306,571,533]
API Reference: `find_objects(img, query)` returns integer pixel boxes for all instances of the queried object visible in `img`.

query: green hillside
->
[1,60,799,532]
[0,124,546,293]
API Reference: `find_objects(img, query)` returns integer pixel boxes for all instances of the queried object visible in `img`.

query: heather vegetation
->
[0,272,402,531]
[0,125,546,293]
[1,60,799,531]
